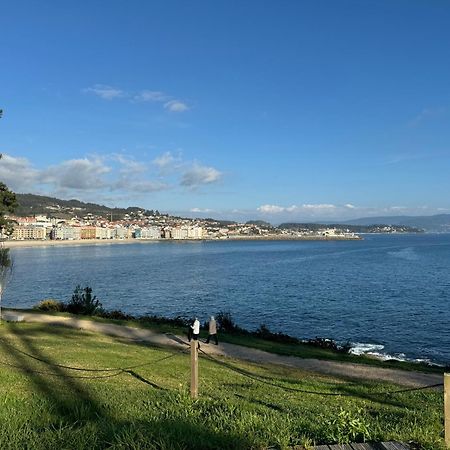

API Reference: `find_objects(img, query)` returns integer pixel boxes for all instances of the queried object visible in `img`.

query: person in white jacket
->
[206,316,218,345]
[191,318,200,341]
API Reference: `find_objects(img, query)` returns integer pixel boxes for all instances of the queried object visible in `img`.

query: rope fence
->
[0,335,444,396]
[1,331,448,445]
[197,346,444,397]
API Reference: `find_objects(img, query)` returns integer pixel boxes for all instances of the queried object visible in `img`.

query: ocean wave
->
[349,342,385,356]
[348,342,441,365]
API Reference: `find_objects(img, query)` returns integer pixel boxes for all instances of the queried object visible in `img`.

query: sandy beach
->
[3,234,362,249]
[4,238,142,249]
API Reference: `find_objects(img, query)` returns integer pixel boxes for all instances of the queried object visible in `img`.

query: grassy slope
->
[18,309,444,374]
[0,322,445,450]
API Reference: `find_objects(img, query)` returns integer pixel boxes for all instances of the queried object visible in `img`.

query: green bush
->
[216,311,241,332]
[96,309,135,321]
[66,285,102,315]
[34,299,65,312]
[254,323,300,344]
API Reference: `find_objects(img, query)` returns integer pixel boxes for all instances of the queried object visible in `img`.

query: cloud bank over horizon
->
[0,152,222,204]
[1,151,448,221]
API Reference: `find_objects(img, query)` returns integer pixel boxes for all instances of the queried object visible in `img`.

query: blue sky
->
[1,1,450,223]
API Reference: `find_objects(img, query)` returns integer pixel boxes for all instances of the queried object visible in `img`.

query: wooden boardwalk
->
[312,442,410,450]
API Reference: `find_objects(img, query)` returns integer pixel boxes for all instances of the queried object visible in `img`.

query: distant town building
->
[13,225,46,240]
[139,226,162,239]
[51,225,81,240]
[95,227,112,239]
[80,226,96,239]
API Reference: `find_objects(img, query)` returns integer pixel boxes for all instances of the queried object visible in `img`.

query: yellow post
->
[445,374,450,448]
[190,340,198,399]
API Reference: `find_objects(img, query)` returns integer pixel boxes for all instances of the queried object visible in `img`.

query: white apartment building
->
[171,226,189,240]
[53,225,81,240]
[95,227,112,239]
[171,225,204,239]
[140,226,161,239]
[187,226,204,239]
[112,226,129,239]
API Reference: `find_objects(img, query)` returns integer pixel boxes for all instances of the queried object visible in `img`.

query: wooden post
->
[445,373,450,448]
[190,340,198,399]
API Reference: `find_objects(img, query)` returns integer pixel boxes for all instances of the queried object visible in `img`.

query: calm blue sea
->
[5,234,450,364]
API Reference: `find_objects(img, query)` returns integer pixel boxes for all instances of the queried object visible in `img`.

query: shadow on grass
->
[199,351,420,409]
[0,323,107,423]
[234,393,285,412]
[124,369,164,389]
[0,323,258,449]
[106,417,256,450]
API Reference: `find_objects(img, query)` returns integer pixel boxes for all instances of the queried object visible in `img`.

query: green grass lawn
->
[0,322,445,450]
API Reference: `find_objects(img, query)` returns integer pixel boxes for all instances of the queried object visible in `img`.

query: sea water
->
[5,234,450,364]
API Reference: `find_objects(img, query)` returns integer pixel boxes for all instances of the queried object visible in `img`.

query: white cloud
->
[164,100,189,112]
[113,154,147,175]
[42,157,111,191]
[190,207,214,213]
[0,153,167,197]
[84,86,190,112]
[301,204,336,210]
[258,204,337,214]
[153,151,178,170]
[0,152,223,200]
[255,202,450,221]
[134,90,169,102]
[181,163,222,187]
[0,154,39,191]
[257,204,286,214]
[152,152,222,188]
[83,84,124,100]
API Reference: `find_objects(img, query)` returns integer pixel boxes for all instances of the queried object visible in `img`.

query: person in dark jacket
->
[206,315,218,345]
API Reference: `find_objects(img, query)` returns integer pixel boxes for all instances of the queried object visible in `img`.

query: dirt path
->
[4,310,443,388]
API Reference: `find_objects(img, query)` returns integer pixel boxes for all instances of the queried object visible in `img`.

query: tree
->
[0,247,13,321]
[0,181,18,236]
[0,139,18,320]
[0,149,18,236]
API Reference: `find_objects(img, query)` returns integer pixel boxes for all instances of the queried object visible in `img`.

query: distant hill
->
[15,193,149,219]
[341,214,450,232]
[246,220,273,228]
[278,222,422,233]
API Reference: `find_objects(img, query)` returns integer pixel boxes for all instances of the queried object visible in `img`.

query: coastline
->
[4,234,362,249]
[5,238,140,249]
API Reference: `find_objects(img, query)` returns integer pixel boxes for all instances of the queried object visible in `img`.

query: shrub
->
[139,314,189,328]
[96,309,135,321]
[215,311,239,332]
[323,408,371,443]
[34,299,65,312]
[66,285,102,315]
[254,323,300,344]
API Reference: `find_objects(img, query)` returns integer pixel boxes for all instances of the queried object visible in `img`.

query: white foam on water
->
[349,342,385,356]
[349,342,443,366]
